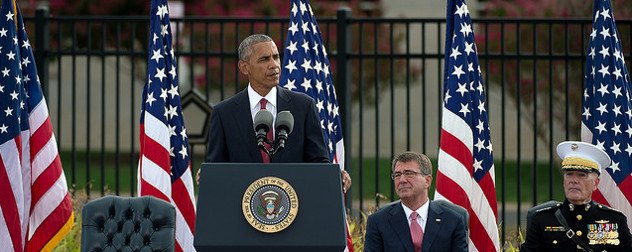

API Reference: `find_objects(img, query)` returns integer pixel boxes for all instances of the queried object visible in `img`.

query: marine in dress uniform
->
[520,141,632,252]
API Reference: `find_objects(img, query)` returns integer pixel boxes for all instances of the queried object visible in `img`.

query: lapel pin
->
[436,219,441,222]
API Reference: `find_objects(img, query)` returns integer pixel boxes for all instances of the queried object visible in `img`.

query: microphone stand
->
[258,137,275,160]
[258,137,286,160]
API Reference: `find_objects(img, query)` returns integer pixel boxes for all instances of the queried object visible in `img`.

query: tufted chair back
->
[81,195,176,252]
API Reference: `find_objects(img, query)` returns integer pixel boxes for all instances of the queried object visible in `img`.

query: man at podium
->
[197,34,351,193]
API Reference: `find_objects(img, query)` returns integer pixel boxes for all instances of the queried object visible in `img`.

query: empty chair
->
[81,195,175,252]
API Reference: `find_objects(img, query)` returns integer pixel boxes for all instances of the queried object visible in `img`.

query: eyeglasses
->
[391,170,424,180]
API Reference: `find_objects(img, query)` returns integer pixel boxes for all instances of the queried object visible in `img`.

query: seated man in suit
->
[198,34,350,192]
[364,151,467,252]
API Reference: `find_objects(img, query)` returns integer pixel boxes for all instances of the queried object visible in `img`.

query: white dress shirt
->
[402,199,430,232]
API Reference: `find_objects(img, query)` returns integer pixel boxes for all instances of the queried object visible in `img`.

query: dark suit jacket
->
[364,200,468,252]
[205,87,329,163]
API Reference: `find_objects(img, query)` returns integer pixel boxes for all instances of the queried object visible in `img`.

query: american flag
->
[0,0,73,251]
[137,0,196,251]
[581,0,632,229]
[434,0,500,251]
[279,0,351,250]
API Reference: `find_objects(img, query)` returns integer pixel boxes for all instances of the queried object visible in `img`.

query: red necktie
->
[410,212,423,252]
[259,99,273,163]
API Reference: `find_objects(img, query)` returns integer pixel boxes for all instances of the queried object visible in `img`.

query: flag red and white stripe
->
[138,0,196,251]
[581,0,632,228]
[0,0,73,251]
[435,0,500,251]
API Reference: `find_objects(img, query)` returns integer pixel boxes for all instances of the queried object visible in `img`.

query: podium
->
[194,163,347,252]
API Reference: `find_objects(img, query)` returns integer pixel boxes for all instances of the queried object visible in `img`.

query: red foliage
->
[483,0,632,18]
[22,0,415,104]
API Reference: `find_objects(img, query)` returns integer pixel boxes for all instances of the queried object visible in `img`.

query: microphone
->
[274,111,294,151]
[253,109,273,152]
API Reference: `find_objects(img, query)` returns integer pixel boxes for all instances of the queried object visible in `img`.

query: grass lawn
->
[60,150,564,206]
[59,151,205,197]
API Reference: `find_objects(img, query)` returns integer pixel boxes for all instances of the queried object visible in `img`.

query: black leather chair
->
[81,195,176,252]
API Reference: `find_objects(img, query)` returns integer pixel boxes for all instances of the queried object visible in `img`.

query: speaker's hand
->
[341,169,351,194]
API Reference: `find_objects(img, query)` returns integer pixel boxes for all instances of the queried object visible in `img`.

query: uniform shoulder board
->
[594,202,623,214]
[534,203,561,213]
[530,201,562,216]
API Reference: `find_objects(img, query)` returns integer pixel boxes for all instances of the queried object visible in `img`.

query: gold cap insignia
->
[556,141,611,175]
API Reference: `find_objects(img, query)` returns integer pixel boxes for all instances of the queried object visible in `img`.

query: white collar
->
[247,84,277,110]
[402,199,429,224]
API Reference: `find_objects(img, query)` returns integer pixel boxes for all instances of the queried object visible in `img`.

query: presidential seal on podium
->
[242,176,299,233]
